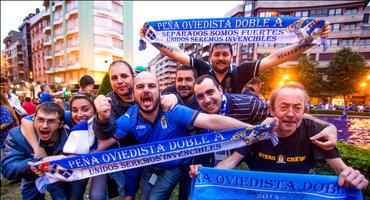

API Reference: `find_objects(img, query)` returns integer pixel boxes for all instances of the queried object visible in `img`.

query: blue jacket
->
[1,126,69,200]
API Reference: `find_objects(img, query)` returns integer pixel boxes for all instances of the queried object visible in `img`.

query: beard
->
[212,61,229,74]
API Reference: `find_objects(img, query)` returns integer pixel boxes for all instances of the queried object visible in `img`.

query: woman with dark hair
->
[1,93,19,149]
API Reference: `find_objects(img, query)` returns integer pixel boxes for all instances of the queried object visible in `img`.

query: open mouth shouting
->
[141,93,153,108]
[39,129,52,141]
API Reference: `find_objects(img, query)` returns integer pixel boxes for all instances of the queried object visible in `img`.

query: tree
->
[97,73,112,95]
[326,47,367,105]
[296,56,324,95]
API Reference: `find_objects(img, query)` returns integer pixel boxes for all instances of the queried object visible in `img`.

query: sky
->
[1,1,244,67]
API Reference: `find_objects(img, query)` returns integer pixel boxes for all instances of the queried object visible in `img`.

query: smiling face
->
[210,45,232,74]
[194,77,223,114]
[270,88,307,137]
[71,98,95,124]
[33,110,63,142]
[175,70,195,101]
[109,62,134,98]
[133,72,160,114]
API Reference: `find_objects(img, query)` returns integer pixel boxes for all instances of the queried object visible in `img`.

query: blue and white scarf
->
[140,17,328,50]
[191,167,363,200]
[32,123,277,192]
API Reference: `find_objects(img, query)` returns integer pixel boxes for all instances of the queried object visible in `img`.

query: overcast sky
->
[1,1,243,67]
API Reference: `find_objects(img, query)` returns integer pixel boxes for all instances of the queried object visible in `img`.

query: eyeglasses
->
[35,117,60,126]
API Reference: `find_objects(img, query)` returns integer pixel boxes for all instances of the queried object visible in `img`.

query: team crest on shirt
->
[277,154,286,163]
[136,125,146,130]
[160,115,168,129]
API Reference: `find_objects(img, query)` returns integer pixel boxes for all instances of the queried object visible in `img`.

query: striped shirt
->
[223,93,269,125]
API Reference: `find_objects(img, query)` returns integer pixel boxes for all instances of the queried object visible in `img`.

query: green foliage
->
[326,47,367,104]
[309,109,370,116]
[296,56,324,95]
[97,73,112,95]
[259,68,275,96]
[315,142,370,199]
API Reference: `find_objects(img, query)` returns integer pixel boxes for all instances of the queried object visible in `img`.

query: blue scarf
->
[140,17,328,50]
[191,167,363,200]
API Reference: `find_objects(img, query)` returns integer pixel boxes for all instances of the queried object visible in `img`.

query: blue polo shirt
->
[114,104,200,168]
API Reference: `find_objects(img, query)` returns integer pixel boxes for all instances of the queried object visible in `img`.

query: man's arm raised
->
[259,21,330,73]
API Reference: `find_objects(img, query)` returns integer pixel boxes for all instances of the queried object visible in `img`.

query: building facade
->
[147,54,178,90]
[42,0,125,86]
[30,9,46,84]
[3,31,24,84]
[18,13,36,84]
[249,0,370,105]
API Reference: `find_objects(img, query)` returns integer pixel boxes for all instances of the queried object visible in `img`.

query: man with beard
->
[2,103,86,200]
[93,60,142,200]
[140,24,329,93]
[161,65,199,200]
[93,61,179,200]
[162,65,199,110]
[189,84,368,192]
[96,72,271,200]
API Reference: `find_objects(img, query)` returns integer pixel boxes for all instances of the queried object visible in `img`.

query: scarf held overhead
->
[191,167,363,200]
[140,17,328,50]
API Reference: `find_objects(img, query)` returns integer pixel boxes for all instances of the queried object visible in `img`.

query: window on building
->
[94,16,110,28]
[112,38,123,49]
[344,7,358,15]
[67,16,78,30]
[343,23,357,30]
[319,53,333,61]
[342,39,354,46]
[359,38,370,46]
[94,35,111,47]
[259,12,276,17]
[331,23,340,31]
[279,12,290,17]
[66,0,77,11]
[329,8,342,16]
[68,53,79,65]
[112,1,122,15]
[310,9,328,17]
[112,21,123,34]
[94,1,109,10]
[295,11,309,17]
[330,39,338,47]
[54,24,63,36]
[363,14,369,23]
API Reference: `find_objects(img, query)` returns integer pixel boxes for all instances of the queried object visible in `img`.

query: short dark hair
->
[109,60,134,77]
[40,84,48,91]
[210,43,233,55]
[79,75,95,88]
[25,97,31,102]
[196,74,219,88]
[176,65,197,79]
[247,77,262,85]
[35,102,65,122]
